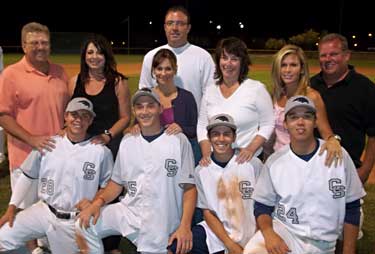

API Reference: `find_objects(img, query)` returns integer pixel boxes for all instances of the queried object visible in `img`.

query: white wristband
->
[9,173,34,207]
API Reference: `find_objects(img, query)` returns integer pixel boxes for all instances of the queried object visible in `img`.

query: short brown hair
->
[151,48,177,77]
[165,5,190,24]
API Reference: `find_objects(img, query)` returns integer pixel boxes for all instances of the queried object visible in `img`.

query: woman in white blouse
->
[197,37,274,165]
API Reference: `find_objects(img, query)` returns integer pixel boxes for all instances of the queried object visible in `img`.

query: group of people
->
[0,4,374,254]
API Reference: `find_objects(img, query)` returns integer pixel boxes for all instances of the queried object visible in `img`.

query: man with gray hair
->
[0,22,70,253]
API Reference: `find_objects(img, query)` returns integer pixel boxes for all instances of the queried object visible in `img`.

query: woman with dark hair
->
[69,34,131,158]
[197,37,274,165]
[68,34,131,254]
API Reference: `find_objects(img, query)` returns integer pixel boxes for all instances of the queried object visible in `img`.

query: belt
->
[47,204,79,220]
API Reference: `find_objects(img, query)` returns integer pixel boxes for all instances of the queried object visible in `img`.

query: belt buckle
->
[48,203,78,220]
[56,211,71,220]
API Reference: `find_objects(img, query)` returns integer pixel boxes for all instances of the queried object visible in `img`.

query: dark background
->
[0,0,374,50]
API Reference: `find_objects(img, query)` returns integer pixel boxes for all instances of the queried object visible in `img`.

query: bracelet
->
[104,130,113,141]
[327,134,341,143]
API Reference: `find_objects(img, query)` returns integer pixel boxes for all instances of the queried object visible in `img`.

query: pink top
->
[160,107,174,126]
[0,57,69,170]
[274,102,290,151]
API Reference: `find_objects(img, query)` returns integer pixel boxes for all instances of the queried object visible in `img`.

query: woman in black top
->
[69,34,131,158]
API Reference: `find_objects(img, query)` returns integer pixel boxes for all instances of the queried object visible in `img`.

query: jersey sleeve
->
[138,52,154,89]
[252,162,278,206]
[177,134,195,188]
[196,90,209,143]
[195,168,209,209]
[250,157,264,181]
[343,149,366,202]
[254,83,275,140]
[19,149,42,179]
[200,53,215,95]
[99,147,114,188]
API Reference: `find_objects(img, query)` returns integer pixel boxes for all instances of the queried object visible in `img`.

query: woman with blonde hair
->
[266,44,341,165]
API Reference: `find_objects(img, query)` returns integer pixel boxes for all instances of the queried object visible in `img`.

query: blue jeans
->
[189,138,202,166]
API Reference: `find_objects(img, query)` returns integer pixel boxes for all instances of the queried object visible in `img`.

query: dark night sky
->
[0,0,373,49]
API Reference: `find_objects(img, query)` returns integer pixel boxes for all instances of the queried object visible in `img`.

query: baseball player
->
[169,113,262,254]
[243,96,366,254]
[0,97,113,254]
[76,88,197,254]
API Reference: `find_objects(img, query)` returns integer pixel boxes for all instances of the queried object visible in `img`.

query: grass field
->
[1,53,375,253]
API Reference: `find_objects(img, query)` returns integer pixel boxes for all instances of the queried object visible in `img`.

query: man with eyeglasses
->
[139,5,215,110]
[0,22,69,254]
[243,95,365,254]
[139,5,215,227]
[0,97,113,254]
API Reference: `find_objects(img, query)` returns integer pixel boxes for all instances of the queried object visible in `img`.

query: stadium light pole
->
[121,16,130,54]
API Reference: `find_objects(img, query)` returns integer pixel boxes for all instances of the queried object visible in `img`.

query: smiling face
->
[85,42,105,71]
[208,125,236,157]
[319,38,350,79]
[164,11,191,48]
[220,50,241,82]
[284,107,316,143]
[64,109,93,140]
[153,58,176,86]
[280,53,302,88]
[22,32,50,66]
[133,95,162,130]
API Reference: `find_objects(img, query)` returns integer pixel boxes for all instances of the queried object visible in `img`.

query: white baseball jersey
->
[196,152,262,253]
[0,135,113,254]
[111,132,195,253]
[21,135,113,211]
[253,139,366,242]
[139,43,215,109]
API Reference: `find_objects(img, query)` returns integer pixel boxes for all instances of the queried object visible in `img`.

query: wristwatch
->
[104,130,113,141]
[329,134,341,143]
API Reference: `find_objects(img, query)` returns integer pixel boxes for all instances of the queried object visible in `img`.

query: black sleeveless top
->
[72,74,121,156]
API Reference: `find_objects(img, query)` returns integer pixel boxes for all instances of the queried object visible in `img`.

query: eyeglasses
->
[25,40,50,48]
[165,20,188,27]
